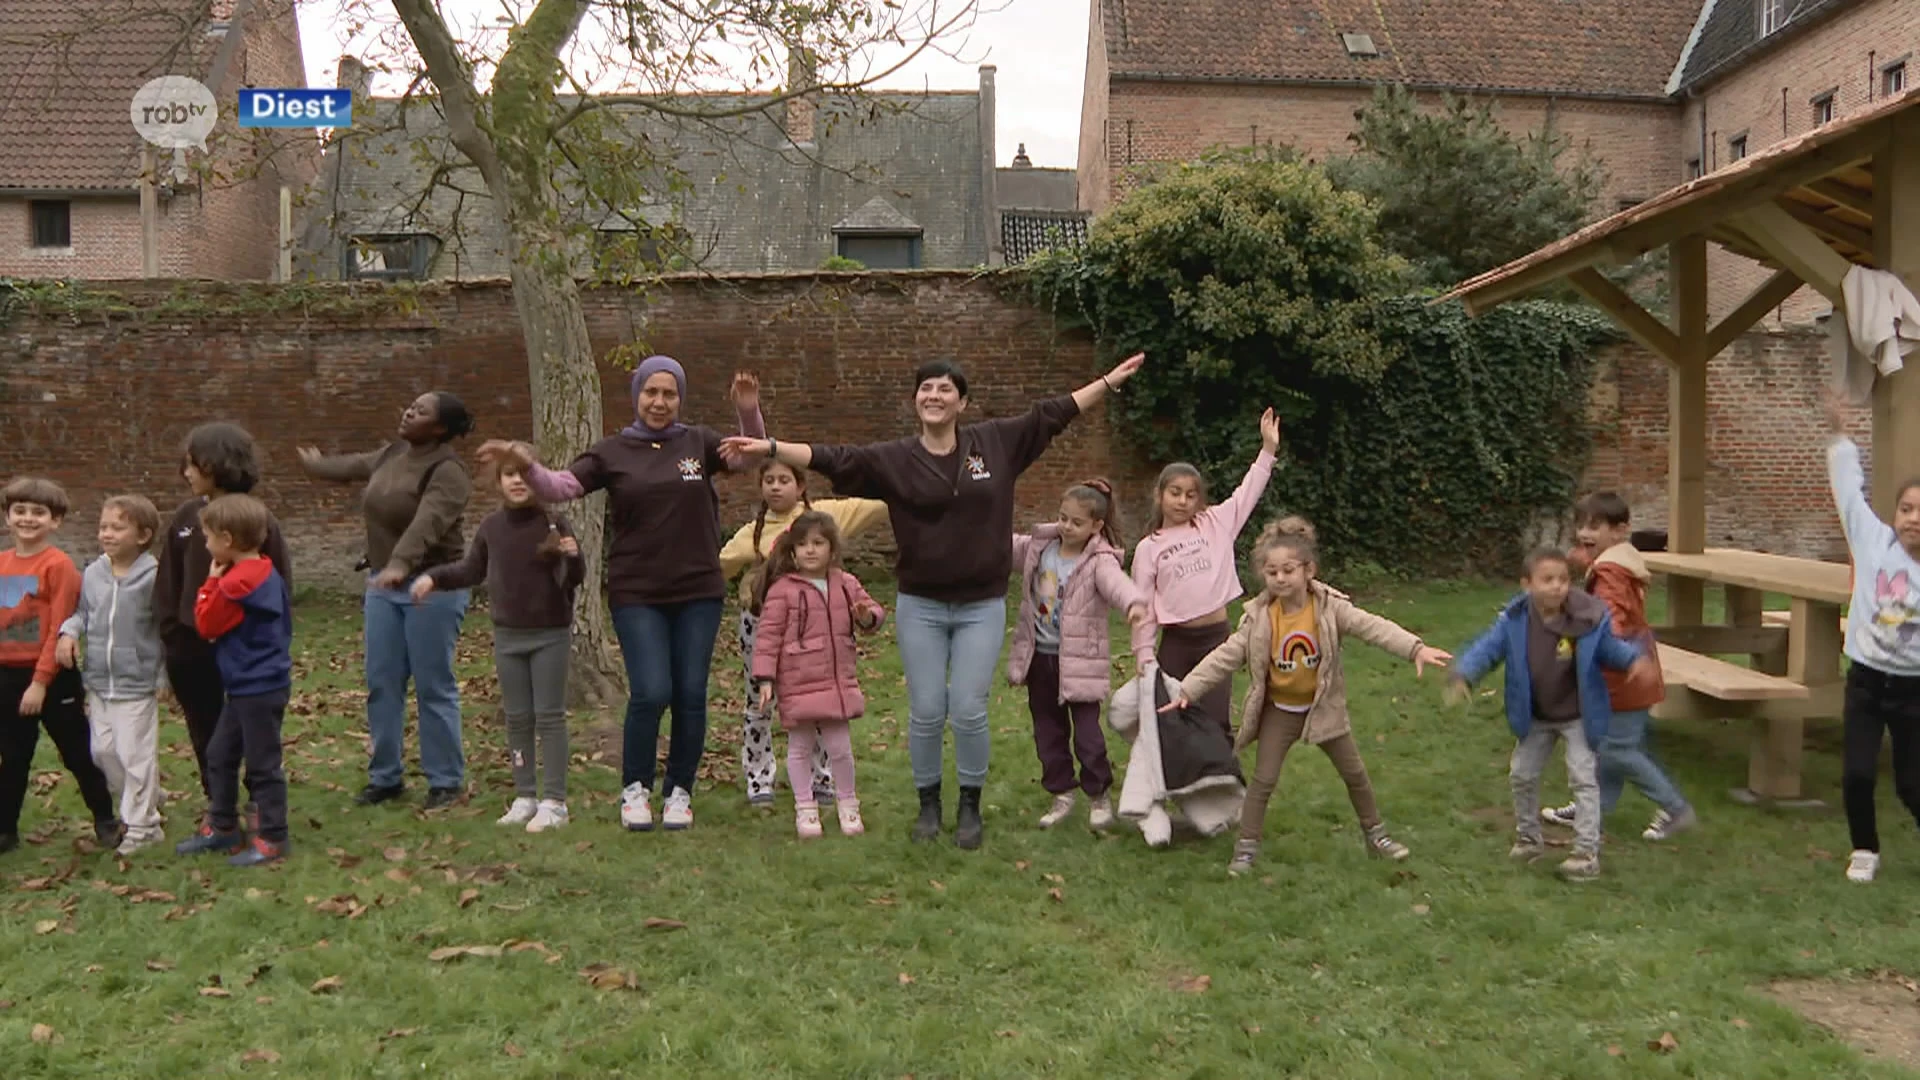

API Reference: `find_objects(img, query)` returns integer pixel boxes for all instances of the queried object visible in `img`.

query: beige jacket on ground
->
[1177,580,1425,751]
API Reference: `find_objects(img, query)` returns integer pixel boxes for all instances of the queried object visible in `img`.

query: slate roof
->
[0,0,221,190]
[1668,0,1862,93]
[301,91,988,276]
[1101,0,1702,99]
[1001,210,1089,264]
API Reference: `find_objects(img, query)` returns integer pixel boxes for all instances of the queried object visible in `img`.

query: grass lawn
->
[4,579,1917,1078]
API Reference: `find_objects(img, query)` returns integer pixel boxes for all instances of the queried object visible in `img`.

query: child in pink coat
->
[750,511,886,838]
[1009,479,1153,831]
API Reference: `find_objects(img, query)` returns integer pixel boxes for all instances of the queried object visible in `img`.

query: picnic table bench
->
[1642,549,1848,805]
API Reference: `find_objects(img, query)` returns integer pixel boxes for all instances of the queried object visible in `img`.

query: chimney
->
[337,55,373,100]
[979,65,1001,265]
[785,47,817,146]
[1012,143,1032,168]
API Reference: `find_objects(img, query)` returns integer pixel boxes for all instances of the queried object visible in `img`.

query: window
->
[1759,0,1788,36]
[343,233,438,280]
[1729,134,1748,161]
[1886,62,1907,97]
[1340,32,1378,58]
[1812,92,1835,126]
[1686,158,1704,180]
[835,234,920,269]
[28,200,70,249]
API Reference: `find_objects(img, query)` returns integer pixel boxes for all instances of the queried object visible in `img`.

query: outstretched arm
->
[296,446,387,484]
[1069,352,1146,413]
[475,440,595,502]
[1824,393,1893,556]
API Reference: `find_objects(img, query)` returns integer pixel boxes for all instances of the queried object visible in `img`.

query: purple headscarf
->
[622,354,687,439]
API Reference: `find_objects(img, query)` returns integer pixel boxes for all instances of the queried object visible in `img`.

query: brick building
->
[0,0,316,281]
[1076,0,1919,321]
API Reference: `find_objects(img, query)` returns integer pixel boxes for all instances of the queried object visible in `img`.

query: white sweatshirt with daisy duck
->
[1829,436,1920,675]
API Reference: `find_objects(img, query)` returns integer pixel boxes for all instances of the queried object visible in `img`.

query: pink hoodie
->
[1131,450,1275,626]
[1007,525,1153,702]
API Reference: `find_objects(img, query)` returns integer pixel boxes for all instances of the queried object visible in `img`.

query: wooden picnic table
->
[1642,548,1848,804]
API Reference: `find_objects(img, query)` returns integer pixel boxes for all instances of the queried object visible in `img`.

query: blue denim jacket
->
[1453,591,1644,744]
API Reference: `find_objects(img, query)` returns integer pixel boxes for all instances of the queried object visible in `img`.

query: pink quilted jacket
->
[1007,525,1153,704]
[750,569,885,727]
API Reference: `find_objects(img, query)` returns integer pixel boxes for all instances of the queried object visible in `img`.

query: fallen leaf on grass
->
[309,975,344,994]
[33,919,58,935]
[1013,860,1030,871]
[929,879,946,891]
[503,1042,524,1058]
[1411,904,1431,916]
[642,917,685,931]
[898,972,915,985]
[30,1023,59,1045]
[457,889,480,909]
[1168,974,1212,993]
[312,894,367,919]
[240,1049,281,1064]
[383,847,408,863]
[146,960,173,972]
[867,895,896,907]
[199,987,232,999]
[573,841,593,853]
[578,963,640,991]
[244,964,273,987]
[1242,1023,1261,1035]
[384,869,411,884]
[994,1029,1018,1039]
[1606,1045,1624,1057]
[504,940,554,956]
[254,996,273,1005]
[428,944,504,962]
[85,964,102,973]
[1732,1017,1750,1029]
[1648,1032,1678,1054]
[1042,873,1065,885]
[381,1028,418,1042]
[1800,949,1816,959]
[1046,887,1064,903]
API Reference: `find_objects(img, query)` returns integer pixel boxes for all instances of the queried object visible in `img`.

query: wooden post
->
[1871,113,1920,514]
[140,146,159,278]
[278,186,292,283]
[1668,234,1710,622]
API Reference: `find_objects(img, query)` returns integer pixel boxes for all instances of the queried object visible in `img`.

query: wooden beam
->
[1668,235,1709,585]
[1802,177,1876,216]
[1652,683,1842,723]
[1728,202,1852,303]
[1567,267,1683,363]
[1774,196,1875,253]
[1653,624,1789,656]
[1873,113,1920,517]
[1704,268,1804,357]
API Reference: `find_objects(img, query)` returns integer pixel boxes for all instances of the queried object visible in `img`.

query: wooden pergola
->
[1442,88,1920,803]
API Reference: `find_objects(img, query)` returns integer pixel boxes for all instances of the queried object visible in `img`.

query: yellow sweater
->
[720,498,890,600]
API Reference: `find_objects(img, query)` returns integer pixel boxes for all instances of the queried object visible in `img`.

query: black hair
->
[1575,491,1631,528]
[183,422,263,494]
[913,359,969,400]
[430,391,476,443]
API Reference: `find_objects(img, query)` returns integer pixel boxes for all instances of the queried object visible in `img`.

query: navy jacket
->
[194,558,292,697]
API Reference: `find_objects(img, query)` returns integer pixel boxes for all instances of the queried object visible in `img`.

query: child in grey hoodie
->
[57,496,166,854]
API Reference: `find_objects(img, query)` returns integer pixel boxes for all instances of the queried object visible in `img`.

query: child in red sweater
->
[750,512,886,839]
[0,478,118,854]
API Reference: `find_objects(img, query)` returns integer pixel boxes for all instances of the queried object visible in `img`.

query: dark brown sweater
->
[304,442,471,577]
[154,496,294,657]
[424,506,585,629]
[565,426,731,607]
[808,395,1081,604]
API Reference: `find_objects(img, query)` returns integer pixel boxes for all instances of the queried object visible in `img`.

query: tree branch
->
[388,0,505,193]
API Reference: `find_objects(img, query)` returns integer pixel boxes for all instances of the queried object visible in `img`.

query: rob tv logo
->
[239,88,353,128]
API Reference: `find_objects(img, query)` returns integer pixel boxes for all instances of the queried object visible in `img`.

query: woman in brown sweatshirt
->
[722,352,1145,849]
[298,391,475,811]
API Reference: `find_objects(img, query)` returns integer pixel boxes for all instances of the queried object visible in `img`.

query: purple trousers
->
[1026,652,1113,797]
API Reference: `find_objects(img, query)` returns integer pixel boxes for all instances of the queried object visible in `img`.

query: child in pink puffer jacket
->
[1009,478,1154,832]
[750,511,886,839]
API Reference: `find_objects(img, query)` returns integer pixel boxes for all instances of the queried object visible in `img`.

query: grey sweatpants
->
[1511,719,1600,855]
[494,626,571,800]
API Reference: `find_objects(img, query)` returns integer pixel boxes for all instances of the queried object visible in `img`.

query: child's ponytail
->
[1066,477,1124,548]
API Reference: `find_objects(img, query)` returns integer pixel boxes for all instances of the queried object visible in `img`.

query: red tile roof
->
[0,0,221,191]
[1102,0,1704,99]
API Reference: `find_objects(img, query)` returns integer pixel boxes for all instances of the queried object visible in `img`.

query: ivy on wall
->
[1026,159,1618,576]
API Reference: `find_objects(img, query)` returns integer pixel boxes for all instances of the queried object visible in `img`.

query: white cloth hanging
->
[1828,265,1920,404]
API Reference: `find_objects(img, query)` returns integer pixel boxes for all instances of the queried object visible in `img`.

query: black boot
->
[954,786,984,850]
[911,783,943,843]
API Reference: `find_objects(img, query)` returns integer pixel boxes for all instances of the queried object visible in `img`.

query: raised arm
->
[1068,352,1145,414]
[475,440,597,503]
[1214,409,1282,535]
[297,445,389,484]
[1826,424,1892,557]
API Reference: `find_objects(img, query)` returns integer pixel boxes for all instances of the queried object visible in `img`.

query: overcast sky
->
[295,0,1089,168]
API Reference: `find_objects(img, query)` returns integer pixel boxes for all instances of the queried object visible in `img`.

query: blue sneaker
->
[227,837,287,867]
[175,827,246,856]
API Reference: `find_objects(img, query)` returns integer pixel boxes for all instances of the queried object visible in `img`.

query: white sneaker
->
[1847,849,1879,883]
[1088,794,1115,831]
[1038,792,1076,829]
[620,783,653,832]
[1642,805,1697,841]
[497,797,539,827]
[1541,803,1577,828]
[662,787,694,831]
[526,800,569,833]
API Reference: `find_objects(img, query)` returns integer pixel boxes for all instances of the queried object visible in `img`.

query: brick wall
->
[1582,327,1863,560]
[1681,0,1919,323]
[0,273,1150,589]
[1087,80,1682,216]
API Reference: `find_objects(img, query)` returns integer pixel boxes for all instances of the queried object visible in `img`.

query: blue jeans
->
[611,599,724,794]
[894,594,1006,789]
[1598,708,1689,816]
[364,582,469,790]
